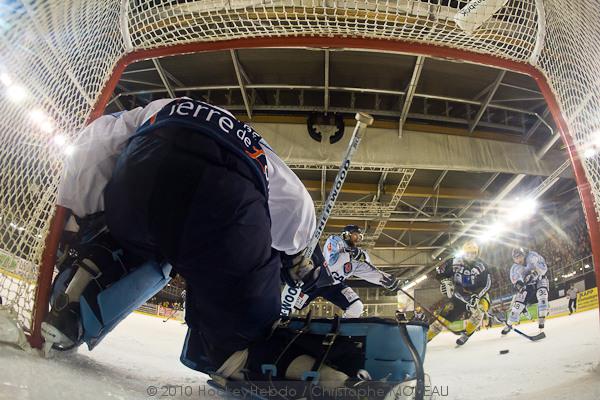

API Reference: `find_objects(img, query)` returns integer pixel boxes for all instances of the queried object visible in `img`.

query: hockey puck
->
[499,349,509,354]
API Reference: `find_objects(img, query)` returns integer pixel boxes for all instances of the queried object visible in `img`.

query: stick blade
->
[529,331,546,341]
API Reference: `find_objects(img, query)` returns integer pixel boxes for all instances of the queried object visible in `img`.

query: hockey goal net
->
[0,0,598,347]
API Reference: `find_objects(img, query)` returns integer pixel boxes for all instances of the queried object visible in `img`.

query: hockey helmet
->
[462,240,479,261]
[342,224,364,242]
[512,247,526,262]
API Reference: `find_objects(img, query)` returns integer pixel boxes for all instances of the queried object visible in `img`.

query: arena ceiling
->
[104,47,577,281]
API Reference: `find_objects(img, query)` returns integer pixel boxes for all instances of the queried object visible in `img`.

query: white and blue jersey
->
[323,235,391,285]
[509,250,548,286]
[57,97,315,256]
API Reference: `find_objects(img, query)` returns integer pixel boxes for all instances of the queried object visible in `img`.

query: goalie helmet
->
[342,224,364,242]
[462,240,479,261]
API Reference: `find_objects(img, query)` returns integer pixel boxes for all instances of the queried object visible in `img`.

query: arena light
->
[584,148,596,159]
[9,222,25,232]
[478,221,506,242]
[0,73,13,86]
[415,275,428,284]
[402,281,416,291]
[507,198,537,221]
[52,134,67,146]
[64,144,76,156]
[584,264,591,269]
[6,84,28,103]
[29,109,55,133]
[454,250,465,258]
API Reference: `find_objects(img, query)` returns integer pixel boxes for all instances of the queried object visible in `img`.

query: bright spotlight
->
[508,198,537,221]
[6,84,28,103]
[29,109,55,133]
[53,134,67,146]
[584,148,596,158]
[584,264,591,269]
[478,222,506,242]
[0,73,13,86]
[64,144,76,156]
[29,109,46,122]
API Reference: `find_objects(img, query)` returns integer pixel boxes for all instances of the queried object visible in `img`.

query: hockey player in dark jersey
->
[428,240,492,346]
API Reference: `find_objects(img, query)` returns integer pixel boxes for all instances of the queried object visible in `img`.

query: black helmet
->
[342,224,363,241]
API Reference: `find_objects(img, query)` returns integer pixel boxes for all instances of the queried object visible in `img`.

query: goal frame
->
[28,36,600,348]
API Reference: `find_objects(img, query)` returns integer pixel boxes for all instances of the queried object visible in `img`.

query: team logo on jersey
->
[344,262,352,274]
[327,242,332,252]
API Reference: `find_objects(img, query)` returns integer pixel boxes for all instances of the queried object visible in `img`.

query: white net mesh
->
[0,0,597,338]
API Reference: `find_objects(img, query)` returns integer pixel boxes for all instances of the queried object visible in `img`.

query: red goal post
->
[0,1,597,348]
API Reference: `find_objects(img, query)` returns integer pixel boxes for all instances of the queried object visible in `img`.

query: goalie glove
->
[440,278,455,299]
[280,252,323,291]
[524,270,539,285]
[466,294,479,312]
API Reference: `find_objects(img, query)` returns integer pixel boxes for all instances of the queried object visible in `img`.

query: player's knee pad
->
[508,301,525,325]
[427,320,445,342]
[343,300,364,318]
[465,307,484,335]
[536,287,549,317]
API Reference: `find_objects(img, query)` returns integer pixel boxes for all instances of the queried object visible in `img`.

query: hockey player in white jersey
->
[294,225,401,318]
[502,247,549,334]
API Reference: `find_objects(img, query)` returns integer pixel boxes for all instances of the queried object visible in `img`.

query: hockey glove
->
[515,279,526,293]
[350,247,367,263]
[280,252,315,288]
[466,294,479,312]
[381,275,401,293]
[440,278,455,299]
[524,270,539,285]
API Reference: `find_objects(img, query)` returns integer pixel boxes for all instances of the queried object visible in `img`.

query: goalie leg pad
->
[80,260,171,350]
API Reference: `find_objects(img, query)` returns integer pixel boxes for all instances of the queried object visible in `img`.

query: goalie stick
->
[280,112,374,316]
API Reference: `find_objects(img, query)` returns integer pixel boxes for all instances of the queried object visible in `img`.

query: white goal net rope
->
[0,0,598,338]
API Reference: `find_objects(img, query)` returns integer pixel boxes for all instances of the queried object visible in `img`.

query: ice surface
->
[426,309,600,399]
[0,309,599,399]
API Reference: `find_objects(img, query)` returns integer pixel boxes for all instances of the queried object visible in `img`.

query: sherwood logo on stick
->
[454,0,509,33]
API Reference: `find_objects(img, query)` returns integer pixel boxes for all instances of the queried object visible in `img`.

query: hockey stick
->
[485,310,546,342]
[395,285,464,336]
[280,112,374,316]
[453,296,546,342]
[162,307,179,323]
[359,260,463,336]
